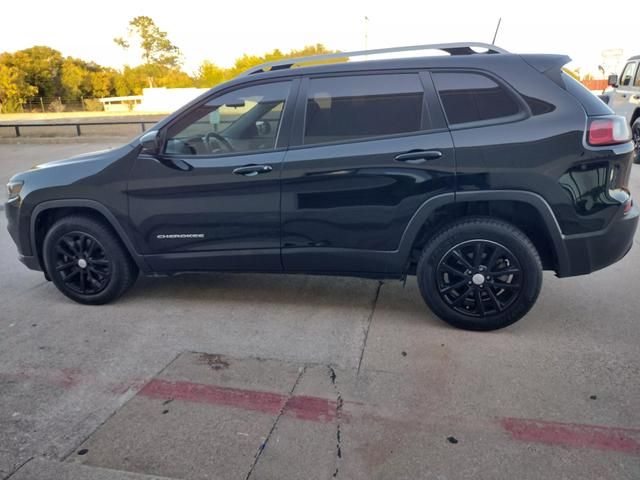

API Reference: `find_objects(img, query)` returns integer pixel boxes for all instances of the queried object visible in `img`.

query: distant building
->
[100,87,208,113]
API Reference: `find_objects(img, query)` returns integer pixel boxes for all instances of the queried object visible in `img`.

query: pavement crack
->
[244,365,306,480]
[328,365,344,478]
[4,456,33,480]
[356,281,382,375]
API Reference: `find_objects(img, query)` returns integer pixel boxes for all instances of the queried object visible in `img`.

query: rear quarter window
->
[432,72,521,126]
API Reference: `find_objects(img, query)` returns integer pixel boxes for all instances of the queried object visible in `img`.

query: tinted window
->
[304,74,424,145]
[620,62,636,87]
[165,81,291,156]
[634,65,640,87]
[433,72,520,125]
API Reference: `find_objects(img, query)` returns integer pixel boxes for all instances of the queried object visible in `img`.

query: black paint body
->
[6,53,638,280]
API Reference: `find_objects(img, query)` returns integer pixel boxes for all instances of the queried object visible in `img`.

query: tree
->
[0,63,37,112]
[0,46,64,99]
[195,61,230,88]
[60,58,88,99]
[114,16,182,68]
[90,71,113,98]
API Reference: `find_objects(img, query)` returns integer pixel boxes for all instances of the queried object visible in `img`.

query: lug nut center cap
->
[77,259,88,269]
[472,273,485,286]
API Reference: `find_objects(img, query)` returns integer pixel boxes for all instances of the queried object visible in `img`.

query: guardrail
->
[0,121,155,137]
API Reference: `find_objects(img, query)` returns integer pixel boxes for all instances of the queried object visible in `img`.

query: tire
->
[632,118,640,165]
[42,215,138,305]
[417,217,542,331]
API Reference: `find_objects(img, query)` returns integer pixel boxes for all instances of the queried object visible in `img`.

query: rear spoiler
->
[520,54,571,87]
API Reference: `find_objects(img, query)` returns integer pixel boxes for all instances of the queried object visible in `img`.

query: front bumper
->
[18,254,42,271]
[557,202,639,277]
[6,199,41,272]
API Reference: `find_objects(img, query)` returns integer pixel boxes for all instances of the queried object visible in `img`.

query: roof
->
[241,42,509,77]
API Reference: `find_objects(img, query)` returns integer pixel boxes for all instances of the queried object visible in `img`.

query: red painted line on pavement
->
[139,379,343,423]
[499,417,640,454]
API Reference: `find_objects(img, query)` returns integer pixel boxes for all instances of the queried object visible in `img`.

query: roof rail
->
[241,42,509,77]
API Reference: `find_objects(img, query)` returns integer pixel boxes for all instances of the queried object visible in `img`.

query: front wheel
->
[417,218,542,331]
[42,215,138,305]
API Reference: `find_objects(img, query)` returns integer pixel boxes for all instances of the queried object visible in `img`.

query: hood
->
[34,145,134,170]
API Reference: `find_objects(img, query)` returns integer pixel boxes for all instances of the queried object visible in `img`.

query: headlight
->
[6,180,24,201]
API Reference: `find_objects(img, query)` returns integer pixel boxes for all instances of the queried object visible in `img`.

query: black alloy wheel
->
[43,215,138,305]
[436,240,522,317]
[417,217,542,331]
[54,232,111,295]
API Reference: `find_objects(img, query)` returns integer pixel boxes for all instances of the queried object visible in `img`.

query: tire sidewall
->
[418,220,542,331]
[43,218,131,305]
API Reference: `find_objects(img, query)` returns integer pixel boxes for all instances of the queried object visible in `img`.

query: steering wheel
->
[204,132,234,153]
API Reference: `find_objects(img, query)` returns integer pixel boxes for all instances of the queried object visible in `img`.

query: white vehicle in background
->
[600,55,640,163]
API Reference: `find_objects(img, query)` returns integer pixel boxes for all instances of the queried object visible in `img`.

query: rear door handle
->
[394,150,443,164]
[232,164,273,176]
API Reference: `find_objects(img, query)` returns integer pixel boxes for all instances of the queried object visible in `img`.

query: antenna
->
[492,17,502,45]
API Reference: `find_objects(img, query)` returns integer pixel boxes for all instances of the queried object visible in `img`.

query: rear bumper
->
[557,203,639,277]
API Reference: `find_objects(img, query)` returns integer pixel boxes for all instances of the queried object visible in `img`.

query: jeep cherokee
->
[5,42,638,331]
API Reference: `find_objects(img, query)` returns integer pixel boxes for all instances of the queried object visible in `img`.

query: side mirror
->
[140,130,160,154]
[608,74,618,87]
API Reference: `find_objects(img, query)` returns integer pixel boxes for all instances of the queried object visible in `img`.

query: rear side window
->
[432,72,520,125]
[304,74,424,145]
[620,62,637,87]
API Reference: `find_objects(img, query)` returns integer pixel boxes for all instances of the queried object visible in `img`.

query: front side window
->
[433,72,521,125]
[620,62,637,87]
[303,74,425,145]
[634,64,640,87]
[165,81,291,156]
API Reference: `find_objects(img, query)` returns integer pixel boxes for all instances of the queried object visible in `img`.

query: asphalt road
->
[1,142,639,480]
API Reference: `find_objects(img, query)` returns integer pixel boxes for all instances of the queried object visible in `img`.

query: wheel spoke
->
[491,281,520,290]
[452,249,473,270]
[63,269,80,283]
[473,242,484,267]
[90,259,109,266]
[475,289,485,315]
[485,285,504,312]
[56,261,76,272]
[79,270,86,292]
[440,263,466,277]
[450,287,473,306]
[56,244,75,258]
[489,267,520,276]
[440,278,468,294]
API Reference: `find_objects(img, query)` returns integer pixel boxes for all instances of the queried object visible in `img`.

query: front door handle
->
[394,150,443,164]
[232,164,273,176]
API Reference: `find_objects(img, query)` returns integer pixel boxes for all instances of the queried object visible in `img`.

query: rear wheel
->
[632,118,640,164]
[42,215,138,305]
[417,218,542,331]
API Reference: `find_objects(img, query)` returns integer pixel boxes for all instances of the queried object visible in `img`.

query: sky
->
[1,0,636,77]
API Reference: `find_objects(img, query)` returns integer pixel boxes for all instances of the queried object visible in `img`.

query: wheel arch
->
[398,191,570,276]
[30,199,149,273]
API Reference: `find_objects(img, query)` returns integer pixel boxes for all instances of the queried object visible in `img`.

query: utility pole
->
[364,16,369,51]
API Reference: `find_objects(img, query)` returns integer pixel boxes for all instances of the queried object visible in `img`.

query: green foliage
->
[195,44,339,88]
[114,16,182,69]
[0,63,38,112]
[563,68,580,81]
[0,39,338,112]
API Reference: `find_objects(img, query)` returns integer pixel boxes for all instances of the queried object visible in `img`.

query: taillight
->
[623,197,633,214]
[587,116,631,146]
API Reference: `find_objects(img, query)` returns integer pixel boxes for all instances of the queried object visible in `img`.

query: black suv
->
[5,43,638,331]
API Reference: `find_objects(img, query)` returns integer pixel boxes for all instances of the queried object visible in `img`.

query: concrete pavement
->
[1,143,639,479]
